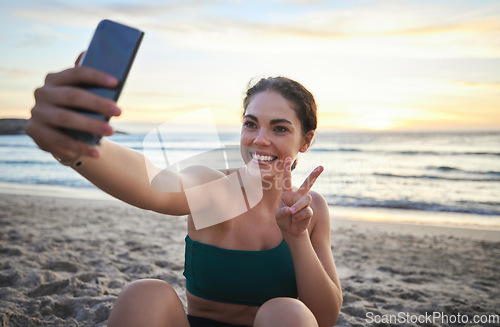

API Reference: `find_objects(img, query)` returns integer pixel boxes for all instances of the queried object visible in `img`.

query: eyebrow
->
[244,114,293,126]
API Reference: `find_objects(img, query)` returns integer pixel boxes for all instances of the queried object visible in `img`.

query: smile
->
[250,152,278,163]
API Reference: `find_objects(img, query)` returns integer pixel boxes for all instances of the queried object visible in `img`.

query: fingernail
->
[290,206,296,213]
[111,105,121,116]
[106,75,119,86]
[102,124,113,135]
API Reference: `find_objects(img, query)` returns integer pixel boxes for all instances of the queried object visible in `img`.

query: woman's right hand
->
[26,60,122,161]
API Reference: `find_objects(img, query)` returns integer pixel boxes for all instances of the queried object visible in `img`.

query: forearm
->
[74,138,188,215]
[285,232,342,327]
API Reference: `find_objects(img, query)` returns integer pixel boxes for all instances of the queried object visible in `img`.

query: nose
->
[253,129,271,146]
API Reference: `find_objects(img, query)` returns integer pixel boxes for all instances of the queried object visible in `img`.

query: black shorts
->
[187,315,249,327]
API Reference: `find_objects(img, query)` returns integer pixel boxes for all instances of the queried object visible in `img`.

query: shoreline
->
[332,217,500,242]
[2,181,499,232]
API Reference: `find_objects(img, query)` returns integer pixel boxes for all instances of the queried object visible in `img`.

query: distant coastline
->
[0,118,127,135]
[0,118,28,135]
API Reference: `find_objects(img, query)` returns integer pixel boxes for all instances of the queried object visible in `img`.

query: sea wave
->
[0,143,36,149]
[310,148,500,157]
[426,166,500,176]
[373,172,500,182]
[311,148,361,152]
[397,150,500,156]
[326,196,500,216]
[0,177,93,189]
[0,160,58,165]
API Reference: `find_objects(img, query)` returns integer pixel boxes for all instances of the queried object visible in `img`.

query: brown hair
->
[243,76,318,134]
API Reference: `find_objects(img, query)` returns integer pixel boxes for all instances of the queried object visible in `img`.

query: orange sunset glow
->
[1,0,499,132]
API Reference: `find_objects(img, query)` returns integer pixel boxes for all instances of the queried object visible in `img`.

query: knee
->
[254,298,318,327]
[121,279,176,298]
[108,279,184,327]
[115,279,179,306]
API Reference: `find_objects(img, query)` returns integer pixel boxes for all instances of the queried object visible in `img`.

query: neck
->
[239,165,284,211]
[260,173,284,209]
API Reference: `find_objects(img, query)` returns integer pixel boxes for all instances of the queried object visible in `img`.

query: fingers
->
[275,206,293,220]
[282,159,324,195]
[288,194,313,228]
[275,193,313,236]
[277,193,312,217]
[28,62,121,159]
[75,51,85,66]
[34,84,121,119]
[45,65,118,88]
[275,194,313,229]
[298,165,324,195]
[291,206,313,223]
[26,118,99,159]
[289,193,312,215]
[31,104,115,136]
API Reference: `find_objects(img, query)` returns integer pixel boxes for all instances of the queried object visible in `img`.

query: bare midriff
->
[187,291,259,326]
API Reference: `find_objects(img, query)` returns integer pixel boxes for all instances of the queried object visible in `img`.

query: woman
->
[26,60,342,326]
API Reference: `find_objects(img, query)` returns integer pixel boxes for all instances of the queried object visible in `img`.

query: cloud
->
[139,1,500,59]
[452,81,500,88]
[276,0,323,5]
[11,1,500,59]
[0,68,34,79]
[14,0,210,28]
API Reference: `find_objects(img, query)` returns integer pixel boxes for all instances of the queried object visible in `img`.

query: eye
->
[243,120,257,129]
[274,126,289,133]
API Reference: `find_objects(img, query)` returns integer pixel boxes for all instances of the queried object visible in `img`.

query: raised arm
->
[26,63,190,215]
[276,158,342,326]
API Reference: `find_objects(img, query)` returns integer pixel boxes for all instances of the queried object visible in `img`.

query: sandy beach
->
[1,192,499,326]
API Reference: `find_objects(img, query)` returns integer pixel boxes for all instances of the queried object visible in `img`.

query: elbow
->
[318,304,342,327]
[318,308,341,327]
[332,284,343,325]
[318,286,343,326]
[146,192,190,216]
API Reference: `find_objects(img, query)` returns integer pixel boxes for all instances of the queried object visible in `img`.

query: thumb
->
[75,51,85,66]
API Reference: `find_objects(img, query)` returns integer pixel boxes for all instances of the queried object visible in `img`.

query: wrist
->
[283,229,309,243]
[52,153,85,169]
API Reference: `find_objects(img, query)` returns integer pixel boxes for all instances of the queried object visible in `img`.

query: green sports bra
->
[183,235,298,306]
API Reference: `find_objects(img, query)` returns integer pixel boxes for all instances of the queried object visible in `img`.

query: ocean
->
[1,130,499,228]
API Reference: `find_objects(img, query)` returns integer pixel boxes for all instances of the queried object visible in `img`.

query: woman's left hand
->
[276,157,324,238]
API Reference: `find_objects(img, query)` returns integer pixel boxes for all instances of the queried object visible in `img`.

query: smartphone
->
[63,19,144,145]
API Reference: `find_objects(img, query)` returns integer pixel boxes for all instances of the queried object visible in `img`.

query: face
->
[240,91,313,180]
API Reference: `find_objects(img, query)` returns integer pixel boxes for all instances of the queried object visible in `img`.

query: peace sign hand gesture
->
[276,157,324,238]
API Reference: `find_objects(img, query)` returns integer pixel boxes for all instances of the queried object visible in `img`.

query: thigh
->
[108,279,189,327]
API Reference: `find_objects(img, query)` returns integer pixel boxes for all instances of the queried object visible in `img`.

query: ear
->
[299,130,315,153]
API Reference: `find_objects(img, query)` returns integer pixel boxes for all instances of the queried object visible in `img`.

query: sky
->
[1,0,499,132]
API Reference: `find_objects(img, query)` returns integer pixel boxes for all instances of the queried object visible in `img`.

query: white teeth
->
[251,153,277,162]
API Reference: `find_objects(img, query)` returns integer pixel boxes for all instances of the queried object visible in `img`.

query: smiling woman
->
[242,77,317,170]
[26,55,342,326]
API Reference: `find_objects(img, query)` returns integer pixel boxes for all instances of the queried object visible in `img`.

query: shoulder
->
[308,190,330,236]
[309,190,329,216]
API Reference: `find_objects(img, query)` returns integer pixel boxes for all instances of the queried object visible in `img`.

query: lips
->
[250,151,278,163]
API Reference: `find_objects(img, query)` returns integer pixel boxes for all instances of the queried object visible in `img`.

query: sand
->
[0,193,499,326]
